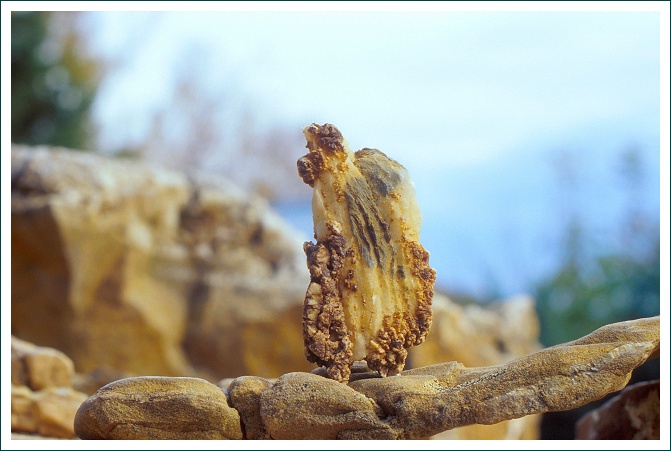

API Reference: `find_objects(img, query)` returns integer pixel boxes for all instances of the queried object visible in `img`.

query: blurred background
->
[10,8,662,439]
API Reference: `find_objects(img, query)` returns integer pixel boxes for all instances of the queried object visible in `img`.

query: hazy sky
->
[81,5,666,296]
[3,3,667,299]
[89,7,660,172]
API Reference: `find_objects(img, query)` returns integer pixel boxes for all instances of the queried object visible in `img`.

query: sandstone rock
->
[71,316,657,440]
[12,385,88,438]
[298,123,436,381]
[12,336,74,390]
[11,386,38,434]
[303,292,542,439]
[11,144,311,380]
[575,380,660,439]
[349,316,659,438]
[10,143,545,414]
[74,376,242,439]
[11,143,598,441]
[228,376,272,439]
[411,294,540,368]
[410,293,542,439]
[259,372,396,439]
[11,337,89,439]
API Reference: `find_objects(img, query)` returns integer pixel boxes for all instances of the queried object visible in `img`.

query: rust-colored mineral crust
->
[298,123,436,381]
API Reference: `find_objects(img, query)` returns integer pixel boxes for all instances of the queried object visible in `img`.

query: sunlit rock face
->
[11,144,311,382]
[297,123,436,381]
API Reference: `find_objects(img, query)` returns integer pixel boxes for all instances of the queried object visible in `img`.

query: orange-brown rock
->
[350,316,659,438]
[12,336,75,391]
[12,385,88,439]
[259,372,396,439]
[575,380,660,439]
[298,123,436,381]
[11,337,89,439]
[227,376,272,439]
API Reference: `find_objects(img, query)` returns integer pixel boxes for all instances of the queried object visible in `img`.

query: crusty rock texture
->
[575,380,660,439]
[74,316,658,440]
[298,123,436,381]
[74,377,242,439]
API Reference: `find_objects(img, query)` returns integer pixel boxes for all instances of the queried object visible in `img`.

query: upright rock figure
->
[297,123,436,381]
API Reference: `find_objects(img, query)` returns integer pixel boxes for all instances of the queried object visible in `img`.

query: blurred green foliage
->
[11,11,100,149]
[535,147,660,347]
[536,237,660,347]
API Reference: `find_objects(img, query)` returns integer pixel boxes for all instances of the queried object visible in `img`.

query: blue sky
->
[90,9,660,169]
[82,6,665,297]
[2,2,667,299]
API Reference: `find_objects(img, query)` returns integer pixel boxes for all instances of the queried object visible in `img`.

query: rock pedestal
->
[73,316,659,440]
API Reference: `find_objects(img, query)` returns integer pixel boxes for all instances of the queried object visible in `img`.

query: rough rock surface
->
[298,123,436,381]
[74,376,242,439]
[575,380,660,439]
[228,376,272,439]
[74,316,658,440]
[11,337,88,439]
[412,294,542,439]
[11,144,310,380]
[260,372,396,439]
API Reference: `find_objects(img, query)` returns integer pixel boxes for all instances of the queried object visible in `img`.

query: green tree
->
[536,243,660,346]
[11,11,100,149]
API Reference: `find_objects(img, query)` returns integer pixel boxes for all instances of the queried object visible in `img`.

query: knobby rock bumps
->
[297,123,436,381]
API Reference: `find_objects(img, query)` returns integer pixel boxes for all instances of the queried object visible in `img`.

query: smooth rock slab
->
[73,316,659,440]
[74,376,242,439]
